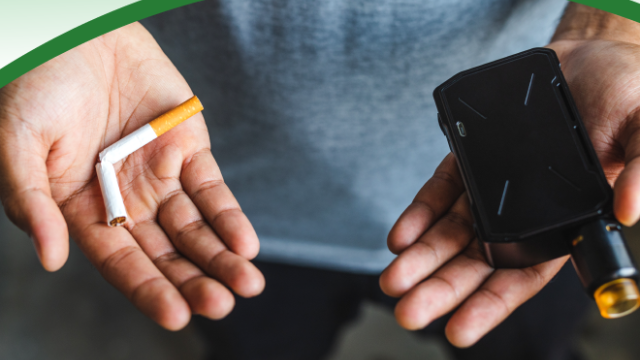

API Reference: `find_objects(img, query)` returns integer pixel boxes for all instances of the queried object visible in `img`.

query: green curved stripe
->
[571,0,640,24]
[0,0,202,89]
[2,0,635,91]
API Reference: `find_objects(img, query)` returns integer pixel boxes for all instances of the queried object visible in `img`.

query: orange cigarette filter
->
[149,95,204,136]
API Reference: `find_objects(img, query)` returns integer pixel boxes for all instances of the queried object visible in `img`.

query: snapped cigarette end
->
[148,95,204,136]
[110,216,126,227]
[96,162,128,227]
[99,124,157,164]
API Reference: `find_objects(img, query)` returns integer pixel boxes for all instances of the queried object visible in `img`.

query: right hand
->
[0,22,264,330]
[380,154,568,347]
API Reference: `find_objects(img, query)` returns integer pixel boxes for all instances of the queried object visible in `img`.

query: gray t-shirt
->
[142,0,567,274]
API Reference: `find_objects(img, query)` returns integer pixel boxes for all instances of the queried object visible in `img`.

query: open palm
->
[0,23,264,330]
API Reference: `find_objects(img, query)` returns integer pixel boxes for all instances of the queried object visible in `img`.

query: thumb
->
[0,128,69,271]
[614,122,640,226]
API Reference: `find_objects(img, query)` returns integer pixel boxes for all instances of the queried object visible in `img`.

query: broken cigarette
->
[96,95,204,226]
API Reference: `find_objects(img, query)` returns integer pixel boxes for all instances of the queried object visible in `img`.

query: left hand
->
[380,37,640,347]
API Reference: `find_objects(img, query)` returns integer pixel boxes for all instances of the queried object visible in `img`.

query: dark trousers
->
[194,260,589,360]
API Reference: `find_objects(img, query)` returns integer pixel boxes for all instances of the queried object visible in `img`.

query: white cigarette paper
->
[95,96,204,227]
[99,124,157,164]
[96,162,127,227]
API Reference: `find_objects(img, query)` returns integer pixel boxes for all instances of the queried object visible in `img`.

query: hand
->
[379,154,568,347]
[380,31,640,347]
[0,23,264,330]
[548,39,640,226]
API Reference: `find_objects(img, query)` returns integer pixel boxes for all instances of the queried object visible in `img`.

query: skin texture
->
[380,4,640,348]
[0,23,264,330]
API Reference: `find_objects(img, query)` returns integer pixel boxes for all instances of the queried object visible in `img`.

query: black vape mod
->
[433,48,639,318]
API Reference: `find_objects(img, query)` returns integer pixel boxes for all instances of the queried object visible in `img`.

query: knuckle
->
[431,275,460,301]
[442,210,473,231]
[100,245,140,278]
[522,267,546,289]
[410,200,438,222]
[157,189,184,214]
[183,147,212,171]
[415,239,441,265]
[130,276,165,305]
[153,251,183,265]
[210,207,243,227]
[174,219,207,245]
[462,242,490,265]
[430,169,461,189]
[206,250,226,274]
[191,179,225,200]
[477,287,511,315]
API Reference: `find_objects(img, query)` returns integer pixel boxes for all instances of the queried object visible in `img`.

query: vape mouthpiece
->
[571,218,640,319]
[594,278,640,319]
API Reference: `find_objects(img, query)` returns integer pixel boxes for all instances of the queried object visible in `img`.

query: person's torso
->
[142,0,567,273]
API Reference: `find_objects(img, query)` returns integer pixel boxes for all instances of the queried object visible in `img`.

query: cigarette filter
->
[96,162,127,226]
[99,96,204,164]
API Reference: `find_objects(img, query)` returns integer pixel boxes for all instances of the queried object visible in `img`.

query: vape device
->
[433,48,640,318]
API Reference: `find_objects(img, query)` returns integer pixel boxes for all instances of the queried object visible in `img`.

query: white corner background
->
[0,0,139,70]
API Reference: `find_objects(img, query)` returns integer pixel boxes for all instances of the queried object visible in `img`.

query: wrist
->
[552,3,640,45]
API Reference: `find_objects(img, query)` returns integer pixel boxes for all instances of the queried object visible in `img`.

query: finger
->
[380,193,474,297]
[0,128,68,271]
[393,240,493,330]
[614,120,640,225]
[388,153,464,254]
[613,158,640,226]
[157,189,265,298]
[444,255,568,348]
[130,219,235,320]
[181,149,259,259]
[67,189,191,330]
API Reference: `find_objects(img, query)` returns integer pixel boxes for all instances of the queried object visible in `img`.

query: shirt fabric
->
[142,0,568,274]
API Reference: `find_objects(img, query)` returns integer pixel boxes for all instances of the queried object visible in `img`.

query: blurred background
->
[1,204,640,360]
